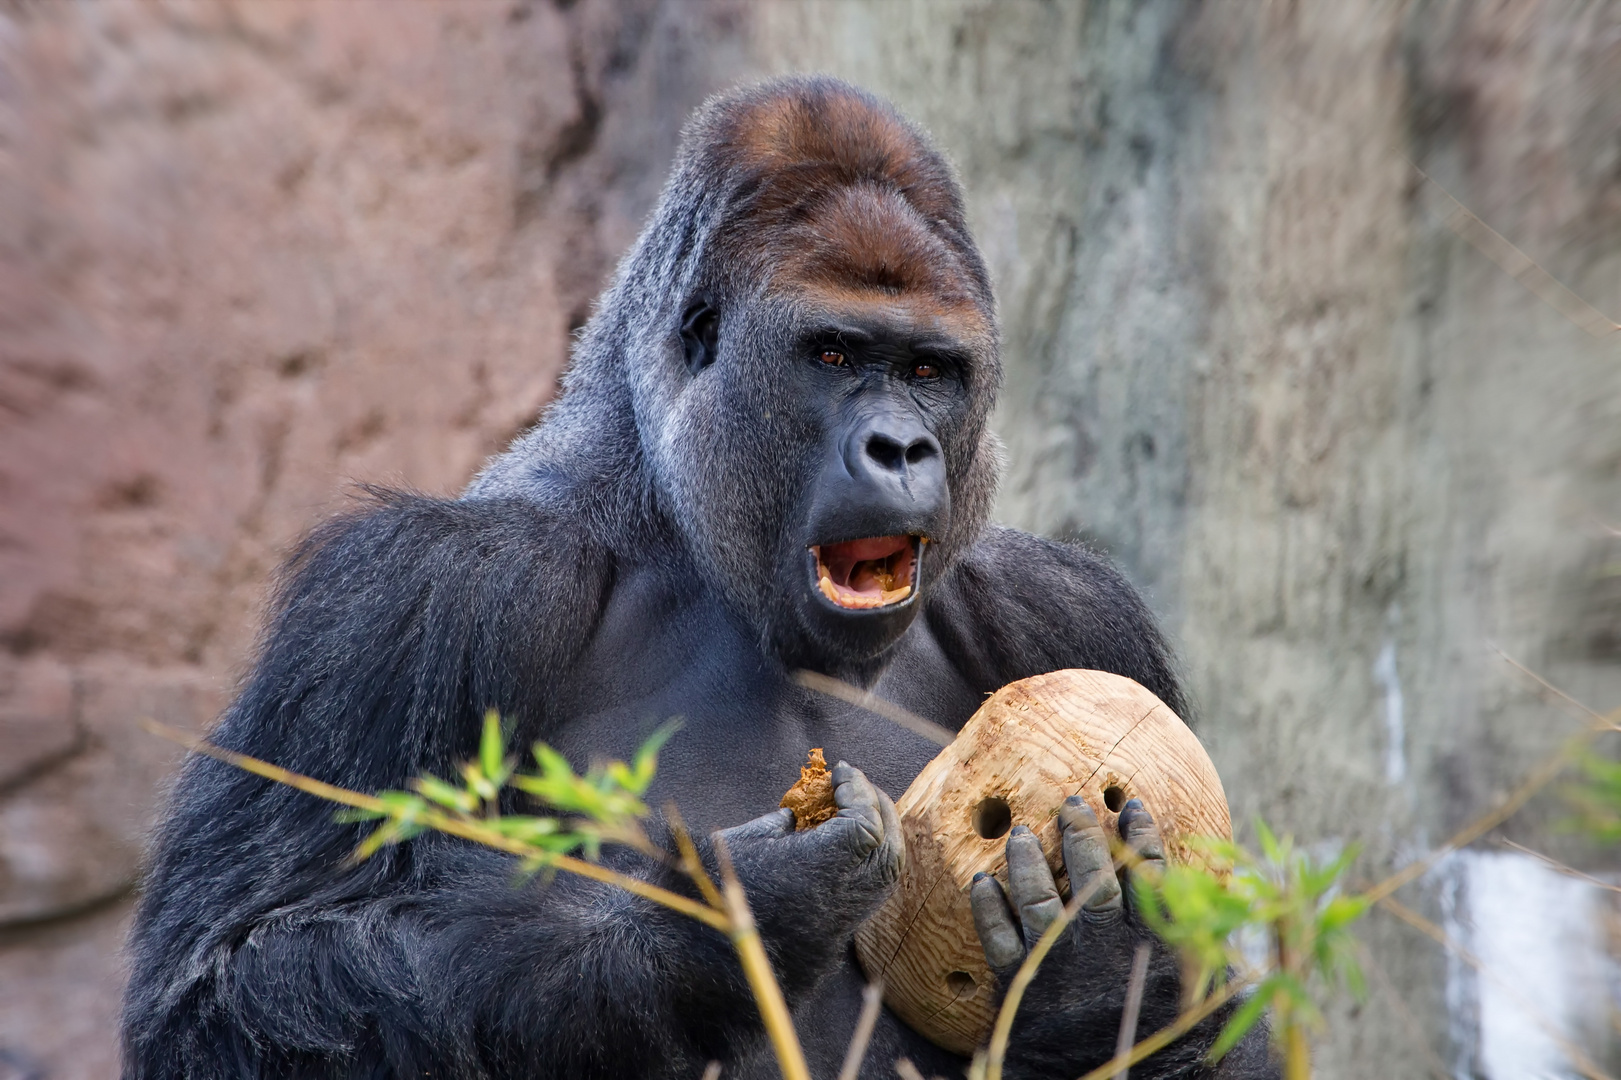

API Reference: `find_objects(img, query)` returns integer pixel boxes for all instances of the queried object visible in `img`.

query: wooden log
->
[852,669,1231,1056]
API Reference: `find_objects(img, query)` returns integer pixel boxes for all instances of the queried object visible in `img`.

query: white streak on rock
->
[1373,637,1406,785]
[1441,851,1616,1078]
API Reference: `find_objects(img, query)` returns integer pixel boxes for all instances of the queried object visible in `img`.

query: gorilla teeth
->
[813,535,917,609]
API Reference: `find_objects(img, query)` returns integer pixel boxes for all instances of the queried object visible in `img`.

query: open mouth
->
[810,535,922,610]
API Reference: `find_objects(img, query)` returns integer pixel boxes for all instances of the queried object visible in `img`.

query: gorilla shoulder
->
[924,526,1184,716]
[215,489,615,775]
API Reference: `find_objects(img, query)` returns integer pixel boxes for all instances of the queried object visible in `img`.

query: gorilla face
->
[632,80,1002,672]
[787,302,971,656]
[666,284,992,670]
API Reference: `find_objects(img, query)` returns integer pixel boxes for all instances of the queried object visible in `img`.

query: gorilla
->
[122,77,1273,1079]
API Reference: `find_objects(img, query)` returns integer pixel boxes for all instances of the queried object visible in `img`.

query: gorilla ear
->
[680,301,720,374]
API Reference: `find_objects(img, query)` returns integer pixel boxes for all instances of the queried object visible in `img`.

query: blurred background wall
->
[1,2,1617,1077]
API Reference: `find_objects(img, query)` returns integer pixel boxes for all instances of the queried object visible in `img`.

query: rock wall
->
[3,2,1618,1077]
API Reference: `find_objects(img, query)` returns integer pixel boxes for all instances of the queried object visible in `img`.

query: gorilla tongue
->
[814,535,916,610]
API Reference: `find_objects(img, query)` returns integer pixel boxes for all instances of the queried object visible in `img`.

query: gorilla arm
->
[120,493,885,1080]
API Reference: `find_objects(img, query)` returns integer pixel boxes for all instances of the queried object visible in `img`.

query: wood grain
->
[853,669,1231,1055]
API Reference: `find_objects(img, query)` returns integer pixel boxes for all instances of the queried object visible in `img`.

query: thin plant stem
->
[893,1059,928,1080]
[1074,980,1247,1080]
[984,877,1105,1080]
[701,1063,722,1080]
[1499,839,1621,894]
[1356,941,1453,1080]
[1408,160,1619,338]
[1110,942,1153,1080]
[1362,704,1616,905]
[713,835,813,1080]
[792,669,956,746]
[836,982,885,1080]
[142,720,729,932]
[1281,1015,1309,1080]
[664,802,727,911]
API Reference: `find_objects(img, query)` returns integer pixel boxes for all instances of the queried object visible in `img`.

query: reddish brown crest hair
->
[689,77,993,319]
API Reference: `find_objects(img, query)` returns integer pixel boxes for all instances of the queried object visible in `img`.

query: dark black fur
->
[122,78,1270,1080]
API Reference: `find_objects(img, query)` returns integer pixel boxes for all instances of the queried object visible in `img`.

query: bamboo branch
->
[712,835,812,1080]
[793,669,956,746]
[1111,942,1153,1080]
[1074,980,1247,1080]
[984,876,1107,1080]
[836,982,886,1080]
[1361,690,1619,905]
[664,802,727,911]
[142,720,729,932]
[1499,839,1621,894]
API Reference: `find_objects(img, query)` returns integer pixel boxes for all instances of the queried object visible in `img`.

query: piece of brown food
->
[779,747,837,829]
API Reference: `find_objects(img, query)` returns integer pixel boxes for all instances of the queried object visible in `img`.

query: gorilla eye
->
[912,362,940,380]
[819,350,848,367]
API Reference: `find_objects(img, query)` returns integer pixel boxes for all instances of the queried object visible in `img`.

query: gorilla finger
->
[970,872,1025,975]
[715,807,795,845]
[804,762,882,857]
[831,762,884,827]
[1005,826,1064,947]
[1117,798,1167,869]
[1058,796,1121,912]
[873,787,905,877]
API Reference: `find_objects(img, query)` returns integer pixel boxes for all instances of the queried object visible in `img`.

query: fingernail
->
[973,871,989,883]
[1011,824,1032,836]
[1064,794,1086,806]
[1123,798,1144,812]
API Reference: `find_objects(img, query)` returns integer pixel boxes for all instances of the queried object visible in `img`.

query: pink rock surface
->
[0,1,746,1072]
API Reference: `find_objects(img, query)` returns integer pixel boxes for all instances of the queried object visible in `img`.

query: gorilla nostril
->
[865,434,906,471]
[904,440,936,465]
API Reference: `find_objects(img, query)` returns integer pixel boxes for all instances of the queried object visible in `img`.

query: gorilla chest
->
[542,571,980,835]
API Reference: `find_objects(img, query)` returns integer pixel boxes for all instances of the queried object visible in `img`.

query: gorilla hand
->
[969,798,1197,1079]
[709,762,904,993]
[971,796,1158,969]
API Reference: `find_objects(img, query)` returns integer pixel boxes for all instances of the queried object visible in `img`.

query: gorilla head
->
[474,76,1003,670]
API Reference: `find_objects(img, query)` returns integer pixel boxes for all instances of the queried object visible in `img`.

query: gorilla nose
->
[842,413,947,518]
[863,430,940,473]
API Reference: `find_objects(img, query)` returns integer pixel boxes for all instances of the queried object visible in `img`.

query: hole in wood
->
[1103,785,1126,812]
[945,970,977,998]
[972,796,1011,839]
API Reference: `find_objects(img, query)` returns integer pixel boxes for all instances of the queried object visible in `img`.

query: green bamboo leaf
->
[480,708,505,783]
[628,719,682,794]
[461,761,500,803]
[1254,819,1285,865]
[353,819,404,861]
[414,775,479,813]
[1318,894,1369,933]
[488,816,566,843]
[1209,986,1272,1062]
[532,741,573,778]
[370,792,429,827]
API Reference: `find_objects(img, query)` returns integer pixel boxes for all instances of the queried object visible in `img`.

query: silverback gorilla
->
[122,77,1274,1080]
